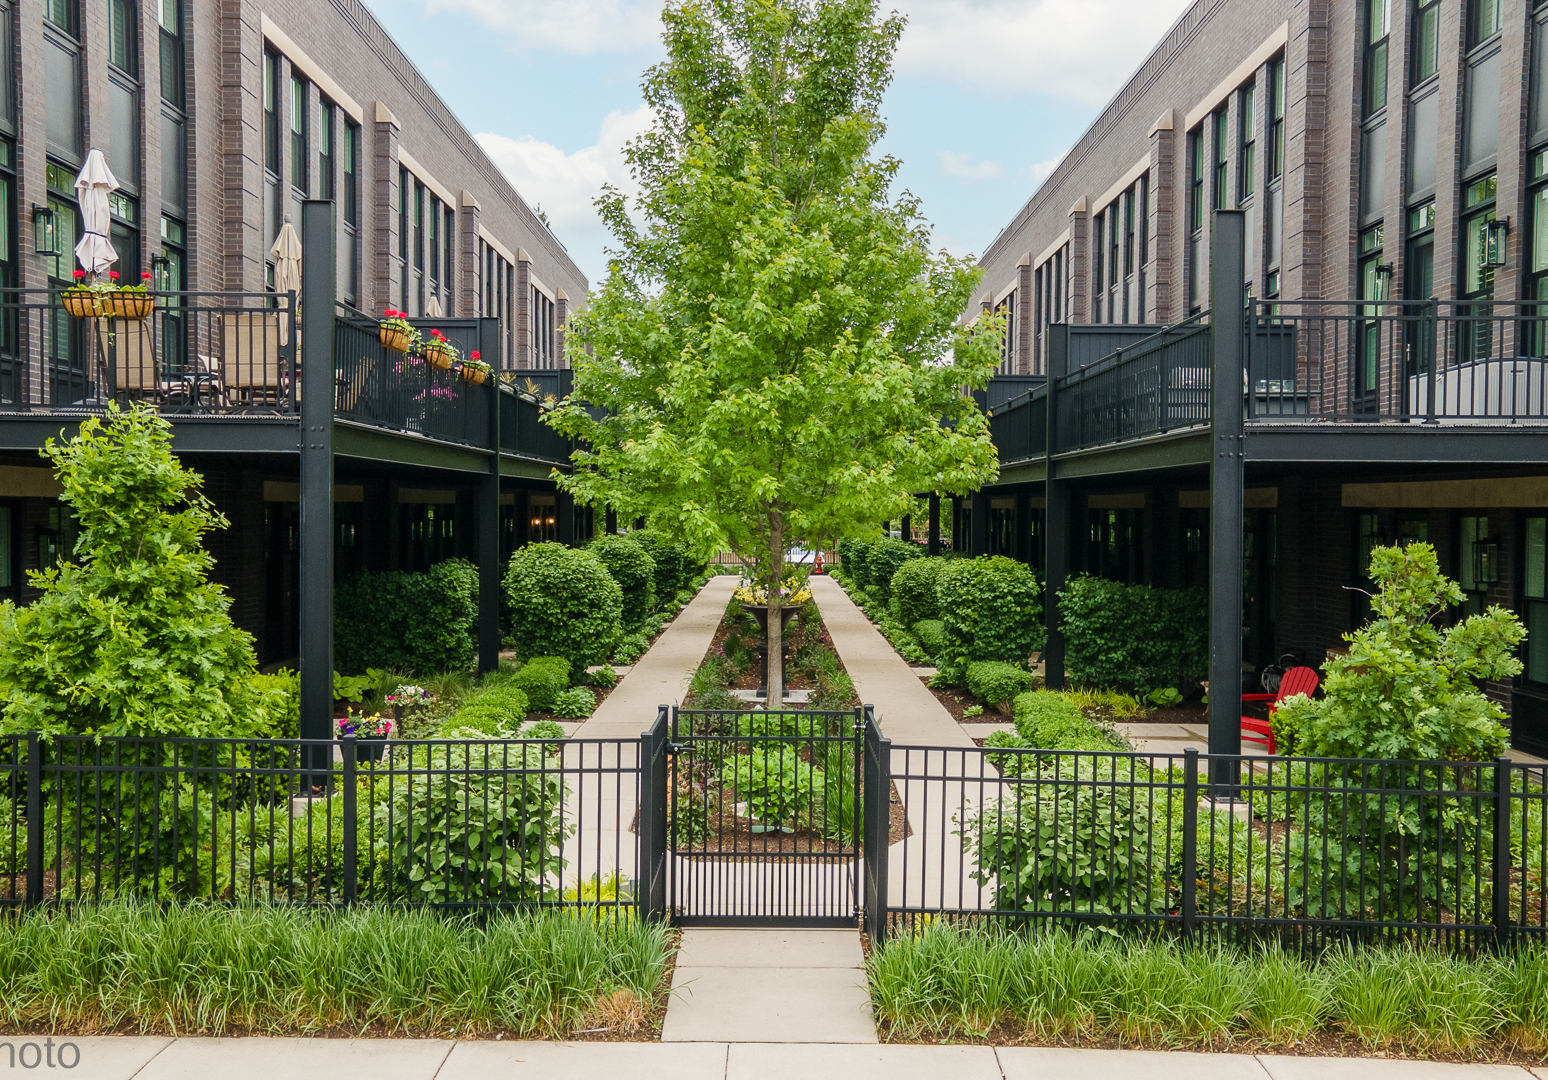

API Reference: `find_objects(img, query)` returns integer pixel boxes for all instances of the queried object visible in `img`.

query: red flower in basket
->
[109,271,120,281]
[72,269,85,280]
[141,271,152,280]
[470,351,481,361]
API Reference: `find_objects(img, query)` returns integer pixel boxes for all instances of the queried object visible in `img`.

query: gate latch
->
[667,742,695,756]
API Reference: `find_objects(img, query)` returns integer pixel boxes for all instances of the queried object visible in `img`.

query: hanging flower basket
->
[104,291,155,320]
[425,342,456,370]
[460,351,491,384]
[379,309,417,354]
[60,288,98,318]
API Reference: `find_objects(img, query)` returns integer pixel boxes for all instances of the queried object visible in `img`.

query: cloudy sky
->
[364,0,1193,285]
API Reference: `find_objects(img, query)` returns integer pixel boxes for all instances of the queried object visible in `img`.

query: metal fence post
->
[1426,297,1439,423]
[1492,757,1512,950]
[342,735,358,904]
[25,731,43,907]
[638,707,669,924]
[863,705,890,951]
[1182,748,1199,941]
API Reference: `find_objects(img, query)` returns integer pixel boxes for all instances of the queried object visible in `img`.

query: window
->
[1268,59,1285,179]
[1361,123,1387,222]
[1457,515,1492,618]
[343,120,359,305]
[263,52,279,174]
[1365,0,1390,115]
[157,0,183,107]
[413,181,424,312]
[1239,84,1257,200]
[44,32,82,161]
[1136,174,1149,317]
[994,288,1016,374]
[107,69,139,190]
[429,194,440,290]
[398,168,409,313]
[1413,0,1441,83]
[1460,174,1498,363]
[157,215,185,290]
[444,207,455,315]
[43,0,76,34]
[290,76,308,193]
[1463,44,1501,175]
[1092,212,1104,323]
[0,4,14,127]
[1404,201,1436,373]
[1188,128,1205,311]
[1212,109,1229,210]
[107,0,136,73]
[1531,151,1548,348]
[1356,225,1387,405]
[1469,0,1501,47]
[1523,516,1548,684]
[318,103,333,202]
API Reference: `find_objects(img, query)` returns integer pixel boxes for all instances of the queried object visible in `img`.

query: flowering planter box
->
[104,292,154,320]
[460,366,488,384]
[60,290,98,318]
[380,325,412,354]
[424,343,455,370]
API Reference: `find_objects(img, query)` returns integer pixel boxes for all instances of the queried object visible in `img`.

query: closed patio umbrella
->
[425,293,444,318]
[270,222,303,296]
[73,149,119,277]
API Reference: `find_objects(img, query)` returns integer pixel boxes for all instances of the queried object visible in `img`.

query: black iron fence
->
[1052,314,1212,452]
[333,315,490,448]
[866,737,1548,950]
[0,289,296,414]
[0,731,641,918]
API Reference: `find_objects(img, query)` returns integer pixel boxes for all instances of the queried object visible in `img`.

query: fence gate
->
[647,706,865,927]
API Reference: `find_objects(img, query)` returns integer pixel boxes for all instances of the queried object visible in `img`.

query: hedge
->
[867,537,922,604]
[965,661,1037,708]
[513,656,572,714]
[587,534,656,628]
[335,559,478,675]
[835,537,871,588]
[630,529,690,605]
[1057,577,1208,692]
[913,619,947,659]
[448,684,531,736]
[891,556,949,628]
[504,543,623,669]
[934,556,1043,684]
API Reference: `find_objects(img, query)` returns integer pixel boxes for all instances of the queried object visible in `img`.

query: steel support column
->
[1207,209,1246,793]
[1044,319,1068,689]
[477,337,500,674]
[927,494,941,557]
[970,491,990,555]
[901,514,911,542]
[558,491,575,546]
[298,200,337,776]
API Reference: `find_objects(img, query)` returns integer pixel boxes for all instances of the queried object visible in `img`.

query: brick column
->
[1149,109,1175,324]
[458,190,480,317]
[555,289,569,369]
[1016,255,1032,374]
[515,249,531,369]
[1069,196,1090,322]
[371,101,401,317]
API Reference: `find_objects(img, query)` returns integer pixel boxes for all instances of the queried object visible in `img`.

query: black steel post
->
[1207,209,1246,794]
[863,705,890,951]
[1044,322,1067,688]
[971,491,990,556]
[1492,757,1513,949]
[298,200,337,782]
[639,706,670,923]
[341,735,358,903]
[557,490,575,546]
[927,494,941,557]
[605,508,619,534]
[1181,747,1199,939]
[478,323,500,675]
[900,514,911,542]
[25,731,42,906]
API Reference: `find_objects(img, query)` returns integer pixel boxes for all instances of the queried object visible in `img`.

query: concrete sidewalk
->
[32,1036,1548,1080]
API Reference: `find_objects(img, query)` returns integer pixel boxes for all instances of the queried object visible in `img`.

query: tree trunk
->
[767,511,785,707]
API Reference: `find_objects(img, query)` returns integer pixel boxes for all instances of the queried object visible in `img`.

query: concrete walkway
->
[661,930,876,1043]
[36,1036,1548,1080]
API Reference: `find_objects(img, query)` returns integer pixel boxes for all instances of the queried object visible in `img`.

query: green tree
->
[547,0,1002,702]
[0,404,267,737]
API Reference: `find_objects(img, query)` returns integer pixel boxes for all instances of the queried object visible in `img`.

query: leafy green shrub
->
[913,619,947,658]
[0,795,24,875]
[964,757,1163,915]
[551,687,596,719]
[513,656,572,714]
[1058,577,1207,693]
[1013,690,1129,751]
[587,533,656,628]
[0,404,270,738]
[249,669,300,739]
[381,743,573,903]
[523,719,567,740]
[721,748,819,828]
[504,543,623,669]
[631,529,689,606]
[449,684,531,736]
[934,556,1043,685]
[1147,687,1184,708]
[891,556,948,627]
[835,536,872,587]
[966,661,1036,709]
[335,560,479,676]
[868,537,922,604]
[589,665,619,689]
[612,632,650,665]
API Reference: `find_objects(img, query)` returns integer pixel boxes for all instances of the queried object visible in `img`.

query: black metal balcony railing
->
[1054,314,1212,452]
[0,289,297,414]
[333,315,490,449]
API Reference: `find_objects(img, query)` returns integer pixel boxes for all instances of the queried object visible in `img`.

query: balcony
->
[0,289,573,468]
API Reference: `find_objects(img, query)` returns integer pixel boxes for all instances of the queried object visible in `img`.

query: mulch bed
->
[526,677,619,726]
[699,603,822,697]
[926,681,1012,725]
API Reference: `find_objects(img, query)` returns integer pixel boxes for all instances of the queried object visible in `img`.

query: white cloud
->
[937,150,1003,182]
[476,105,652,232]
[423,0,662,54]
[894,0,1194,101]
[1026,149,1068,187]
[423,0,1193,103]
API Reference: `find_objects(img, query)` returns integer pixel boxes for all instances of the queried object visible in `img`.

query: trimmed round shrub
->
[869,537,923,604]
[504,543,623,669]
[588,533,656,628]
[513,655,572,713]
[450,685,531,736]
[965,661,1037,709]
[551,686,597,719]
[1057,577,1208,692]
[891,556,949,627]
[913,619,947,659]
[631,529,689,605]
[335,559,479,675]
[934,556,1043,684]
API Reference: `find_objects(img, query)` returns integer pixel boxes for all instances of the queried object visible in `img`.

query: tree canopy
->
[546,0,1003,697]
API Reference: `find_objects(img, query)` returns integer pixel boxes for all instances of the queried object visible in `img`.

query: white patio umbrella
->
[73,149,119,277]
[270,221,303,296]
[425,292,444,318]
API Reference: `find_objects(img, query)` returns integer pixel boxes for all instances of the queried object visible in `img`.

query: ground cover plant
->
[0,904,673,1038]
[868,923,1548,1058]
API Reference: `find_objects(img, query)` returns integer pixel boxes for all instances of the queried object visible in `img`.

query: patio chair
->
[221,313,285,406]
[1241,665,1319,755]
[337,356,375,415]
[94,318,159,402]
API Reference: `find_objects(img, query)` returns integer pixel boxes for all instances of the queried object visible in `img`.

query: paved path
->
[661,930,875,1043]
[34,1036,1548,1080]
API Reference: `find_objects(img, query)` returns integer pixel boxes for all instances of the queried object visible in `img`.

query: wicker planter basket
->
[380,325,413,354]
[60,290,98,318]
[104,292,155,320]
[460,366,488,385]
[424,343,455,370]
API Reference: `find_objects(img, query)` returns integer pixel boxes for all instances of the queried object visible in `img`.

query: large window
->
[290,76,308,194]
[1365,0,1390,116]
[157,0,182,106]
[1523,516,1548,686]
[262,51,279,279]
[1212,109,1229,210]
[318,102,334,202]
[107,0,136,73]
[343,120,359,304]
[1412,0,1441,84]
[994,288,1015,374]
[1188,127,1204,311]
[1239,84,1257,200]
[1460,174,1498,363]
[1355,224,1387,409]
[1457,514,1493,618]
[1265,58,1285,298]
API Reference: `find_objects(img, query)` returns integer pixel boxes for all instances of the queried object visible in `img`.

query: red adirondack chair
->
[1240,666,1319,754]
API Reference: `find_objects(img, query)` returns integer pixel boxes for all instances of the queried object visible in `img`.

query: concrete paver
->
[661,966,876,1044]
[999,1047,1272,1080]
[440,1041,728,1080]
[4,1036,174,1080]
[727,1043,1000,1080]
[673,929,863,969]
[134,1037,454,1080]
[1257,1057,1530,1080]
